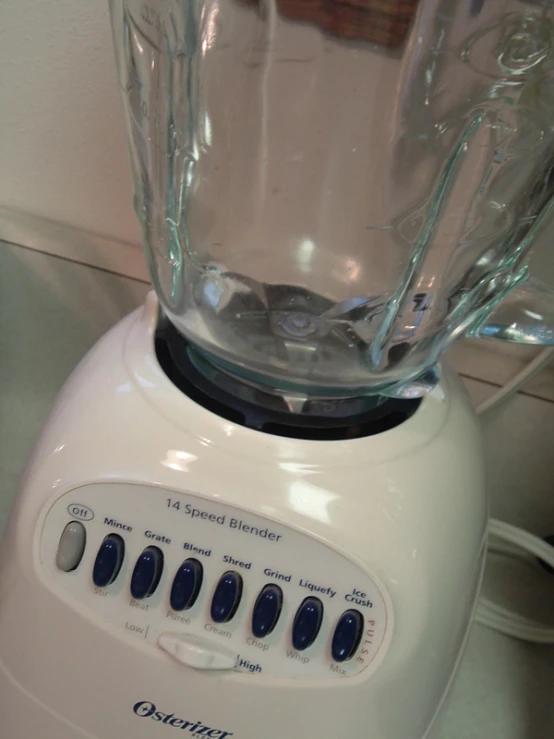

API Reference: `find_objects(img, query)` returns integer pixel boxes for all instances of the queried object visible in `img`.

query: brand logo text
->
[133,701,233,737]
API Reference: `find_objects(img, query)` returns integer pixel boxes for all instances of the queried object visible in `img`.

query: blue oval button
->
[211,571,243,623]
[130,546,164,600]
[252,584,283,638]
[170,559,204,611]
[92,534,125,588]
[292,597,323,651]
[332,610,364,663]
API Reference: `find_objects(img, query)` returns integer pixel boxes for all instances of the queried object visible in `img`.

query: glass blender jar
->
[110,0,554,403]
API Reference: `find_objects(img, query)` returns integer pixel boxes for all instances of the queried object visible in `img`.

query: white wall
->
[0,0,141,247]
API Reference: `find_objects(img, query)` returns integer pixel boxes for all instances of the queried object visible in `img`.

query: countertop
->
[1,242,553,739]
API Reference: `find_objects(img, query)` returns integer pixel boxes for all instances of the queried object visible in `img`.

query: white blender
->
[2,2,554,738]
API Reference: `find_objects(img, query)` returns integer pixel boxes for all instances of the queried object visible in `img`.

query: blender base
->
[0,294,488,739]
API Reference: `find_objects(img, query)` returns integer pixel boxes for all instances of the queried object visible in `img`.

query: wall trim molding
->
[0,207,150,283]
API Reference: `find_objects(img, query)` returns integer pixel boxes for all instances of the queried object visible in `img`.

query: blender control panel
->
[40,484,389,679]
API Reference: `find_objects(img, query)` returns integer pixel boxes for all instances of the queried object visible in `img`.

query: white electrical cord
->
[476,520,554,643]
[476,347,554,415]
[474,349,554,643]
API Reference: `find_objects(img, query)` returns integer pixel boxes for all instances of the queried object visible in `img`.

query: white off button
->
[158,633,238,671]
[56,521,87,572]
